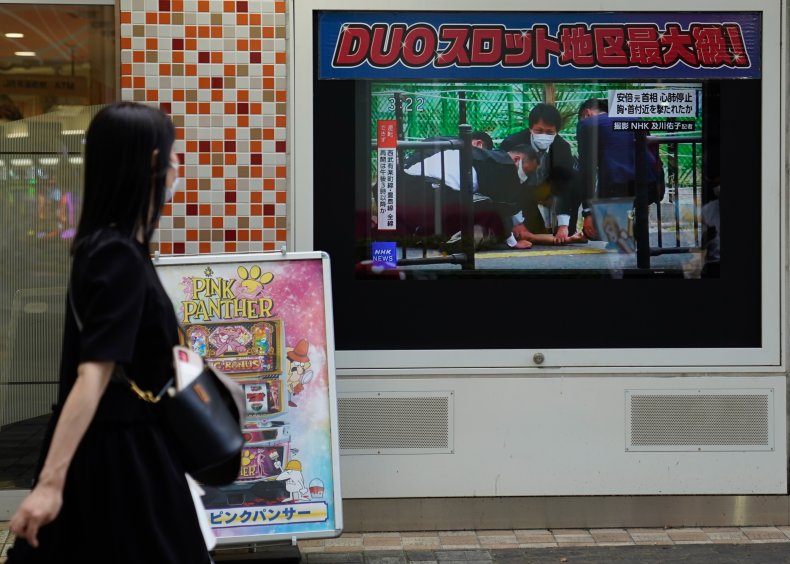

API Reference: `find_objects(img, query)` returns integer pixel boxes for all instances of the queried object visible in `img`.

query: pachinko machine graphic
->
[184,320,282,378]
[180,318,296,507]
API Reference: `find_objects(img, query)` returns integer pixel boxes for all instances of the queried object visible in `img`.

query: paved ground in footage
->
[396,199,706,274]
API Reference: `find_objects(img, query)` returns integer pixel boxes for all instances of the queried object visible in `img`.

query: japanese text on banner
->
[377,120,397,231]
[209,502,329,528]
[609,89,698,118]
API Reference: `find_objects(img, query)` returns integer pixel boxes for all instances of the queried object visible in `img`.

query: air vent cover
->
[625,389,773,452]
[338,391,453,455]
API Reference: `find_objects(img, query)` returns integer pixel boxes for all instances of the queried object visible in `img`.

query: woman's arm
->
[9,361,113,547]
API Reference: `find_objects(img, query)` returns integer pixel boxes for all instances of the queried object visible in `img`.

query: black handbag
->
[161,348,245,486]
[69,287,245,486]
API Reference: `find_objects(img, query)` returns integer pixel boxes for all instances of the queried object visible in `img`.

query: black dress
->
[9,229,210,563]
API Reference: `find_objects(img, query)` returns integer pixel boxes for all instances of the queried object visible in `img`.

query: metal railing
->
[635,133,703,269]
[371,121,476,270]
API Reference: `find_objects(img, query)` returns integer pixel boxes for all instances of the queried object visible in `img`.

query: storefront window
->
[0,3,115,489]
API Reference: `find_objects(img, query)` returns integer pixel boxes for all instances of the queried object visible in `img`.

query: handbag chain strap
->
[128,380,164,404]
[68,284,170,404]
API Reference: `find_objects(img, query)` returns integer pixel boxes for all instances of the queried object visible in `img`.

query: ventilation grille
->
[338,392,453,454]
[626,389,773,452]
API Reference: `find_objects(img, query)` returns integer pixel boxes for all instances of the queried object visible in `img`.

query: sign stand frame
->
[154,250,343,548]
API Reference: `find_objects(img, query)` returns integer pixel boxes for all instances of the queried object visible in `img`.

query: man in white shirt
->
[403,139,544,247]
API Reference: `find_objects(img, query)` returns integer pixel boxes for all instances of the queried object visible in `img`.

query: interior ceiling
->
[0,5,113,72]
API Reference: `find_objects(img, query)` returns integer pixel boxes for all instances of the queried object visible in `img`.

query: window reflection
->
[0,4,115,490]
[0,5,115,119]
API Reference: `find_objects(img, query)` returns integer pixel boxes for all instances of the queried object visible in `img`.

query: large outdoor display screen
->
[309,9,769,355]
[317,12,760,279]
[362,80,707,277]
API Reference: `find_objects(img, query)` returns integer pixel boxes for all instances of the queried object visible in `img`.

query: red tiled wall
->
[120,0,288,255]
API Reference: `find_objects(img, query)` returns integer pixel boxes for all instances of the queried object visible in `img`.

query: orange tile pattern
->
[120,0,288,255]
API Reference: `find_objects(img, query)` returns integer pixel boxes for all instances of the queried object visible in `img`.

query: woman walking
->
[8,102,210,563]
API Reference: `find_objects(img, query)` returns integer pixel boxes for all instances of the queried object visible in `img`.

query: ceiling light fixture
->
[14,51,35,57]
[5,32,24,38]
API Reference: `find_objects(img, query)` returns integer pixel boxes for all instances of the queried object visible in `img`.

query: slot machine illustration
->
[180,320,294,506]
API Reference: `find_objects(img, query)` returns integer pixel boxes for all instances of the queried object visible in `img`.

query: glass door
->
[0,1,115,516]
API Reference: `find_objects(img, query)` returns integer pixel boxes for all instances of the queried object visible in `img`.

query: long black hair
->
[72,102,175,253]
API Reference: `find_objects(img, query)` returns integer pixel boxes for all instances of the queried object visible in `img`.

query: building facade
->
[0,0,788,533]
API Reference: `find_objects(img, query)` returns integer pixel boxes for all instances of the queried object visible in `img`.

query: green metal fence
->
[370,82,703,189]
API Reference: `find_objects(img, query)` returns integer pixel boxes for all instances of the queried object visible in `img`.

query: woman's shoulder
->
[76,228,144,256]
[74,228,148,273]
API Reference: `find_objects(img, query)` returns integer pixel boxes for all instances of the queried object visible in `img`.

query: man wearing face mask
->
[500,103,578,244]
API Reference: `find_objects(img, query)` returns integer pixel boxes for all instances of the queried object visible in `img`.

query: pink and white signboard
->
[155,251,342,544]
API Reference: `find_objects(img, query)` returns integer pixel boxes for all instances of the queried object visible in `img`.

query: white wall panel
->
[338,375,787,497]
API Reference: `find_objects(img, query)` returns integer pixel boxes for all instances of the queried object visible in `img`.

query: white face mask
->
[532,133,556,151]
[515,158,529,184]
[165,159,181,203]
[165,176,182,203]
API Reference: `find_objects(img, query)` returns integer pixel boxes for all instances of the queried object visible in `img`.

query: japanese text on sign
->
[377,120,397,231]
[609,90,698,118]
[209,502,329,529]
[2,75,88,96]
[333,22,750,70]
[612,121,696,132]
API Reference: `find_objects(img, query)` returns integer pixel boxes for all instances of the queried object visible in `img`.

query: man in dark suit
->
[402,139,539,244]
[576,98,663,239]
[402,131,495,169]
[500,103,578,243]
[402,136,589,249]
